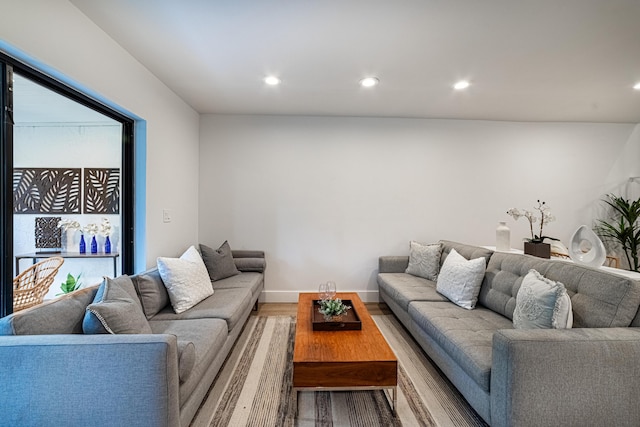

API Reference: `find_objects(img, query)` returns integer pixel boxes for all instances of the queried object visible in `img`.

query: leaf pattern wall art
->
[13,168,81,214]
[84,168,120,214]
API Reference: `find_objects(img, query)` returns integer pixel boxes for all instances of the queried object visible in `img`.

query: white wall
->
[199,115,640,301]
[1,0,201,268]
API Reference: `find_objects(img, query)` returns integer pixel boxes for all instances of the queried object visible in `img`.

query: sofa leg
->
[253,300,259,311]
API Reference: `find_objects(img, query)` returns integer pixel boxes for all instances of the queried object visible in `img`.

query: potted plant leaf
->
[57,273,82,295]
[595,194,640,272]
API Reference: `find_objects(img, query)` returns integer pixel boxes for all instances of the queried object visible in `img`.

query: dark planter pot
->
[524,242,551,259]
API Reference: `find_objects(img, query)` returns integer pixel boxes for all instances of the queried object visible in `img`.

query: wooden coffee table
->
[292,292,397,413]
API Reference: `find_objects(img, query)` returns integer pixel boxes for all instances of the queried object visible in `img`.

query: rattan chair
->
[13,256,64,312]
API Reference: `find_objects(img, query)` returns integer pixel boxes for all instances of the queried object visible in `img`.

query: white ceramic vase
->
[568,225,606,267]
[496,222,511,251]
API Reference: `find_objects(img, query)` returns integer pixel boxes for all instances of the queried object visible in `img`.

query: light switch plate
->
[162,209,172,223]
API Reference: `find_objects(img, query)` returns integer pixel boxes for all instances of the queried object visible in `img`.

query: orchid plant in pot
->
[57,219,84,253]
[507,200,558,258]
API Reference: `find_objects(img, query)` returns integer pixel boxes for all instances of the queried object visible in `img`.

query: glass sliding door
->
[0,54,135,317]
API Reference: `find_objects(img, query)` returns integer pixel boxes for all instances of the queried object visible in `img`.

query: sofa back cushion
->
[479,252,640,327]
[439,240,494,268]
[0,285,99,335]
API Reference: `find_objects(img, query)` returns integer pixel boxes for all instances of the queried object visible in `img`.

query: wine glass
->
[319,282,329,301]
[326,281,336,300]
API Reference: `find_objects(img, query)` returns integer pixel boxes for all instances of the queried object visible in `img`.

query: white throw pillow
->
[405,241,442,281]
[513,269,573,329]
[436,248,486,309]
[157,245,214,314]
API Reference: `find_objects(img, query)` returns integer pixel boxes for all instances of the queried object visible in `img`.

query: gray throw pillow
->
[83,275,152,334]
[200,241,241,281]
[132,269,170,319]
[405,241,442,281]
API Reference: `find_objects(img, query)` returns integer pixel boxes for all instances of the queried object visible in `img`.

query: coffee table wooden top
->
[293,293,397,389]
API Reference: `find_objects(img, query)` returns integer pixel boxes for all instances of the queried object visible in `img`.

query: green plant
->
[596,194,640,272]
[318,298,351,319]
[58,273,82,295]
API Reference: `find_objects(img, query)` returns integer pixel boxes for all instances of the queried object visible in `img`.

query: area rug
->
[191,315,487,427]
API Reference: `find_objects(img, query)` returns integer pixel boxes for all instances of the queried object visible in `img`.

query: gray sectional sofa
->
[0,249,265,427]
[378,240,640,427]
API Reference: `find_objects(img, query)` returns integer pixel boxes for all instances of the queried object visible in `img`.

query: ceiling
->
[69,0,640,123]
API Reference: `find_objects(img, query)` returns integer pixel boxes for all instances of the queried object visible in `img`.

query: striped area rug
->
[191,315,487,427]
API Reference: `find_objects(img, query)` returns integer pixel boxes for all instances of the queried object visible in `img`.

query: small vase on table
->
[91,236,98,254]
[496,222,511,251]
[104,236,111,254]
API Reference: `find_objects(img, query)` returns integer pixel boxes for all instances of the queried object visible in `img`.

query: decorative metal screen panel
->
[13,168,81,214]
[35,216,62,250]
[84,168,120,214]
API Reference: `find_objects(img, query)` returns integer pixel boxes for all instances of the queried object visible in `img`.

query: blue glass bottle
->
[79,235,86,254]
[104,236,111,254]
[91,236,98,254]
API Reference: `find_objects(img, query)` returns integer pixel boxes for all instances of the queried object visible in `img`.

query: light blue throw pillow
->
[513,269,573,329]
[435,248,486,309]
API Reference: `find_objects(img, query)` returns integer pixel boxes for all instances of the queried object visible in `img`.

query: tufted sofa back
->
[479,252,640,328]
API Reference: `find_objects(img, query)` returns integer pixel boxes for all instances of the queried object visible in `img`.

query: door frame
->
[0,53,136,317]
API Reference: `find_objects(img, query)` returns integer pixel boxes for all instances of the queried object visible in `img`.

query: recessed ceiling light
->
[453,80,470,90]
[634,82,640,90]
[359,77,379,88]
[264,76,281,86]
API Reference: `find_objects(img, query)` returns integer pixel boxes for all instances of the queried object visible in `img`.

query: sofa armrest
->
[378,256,409,273]
[232,250,265,259]
[0,334,180,427]
[491,328,640,427]
[232,250,266,273]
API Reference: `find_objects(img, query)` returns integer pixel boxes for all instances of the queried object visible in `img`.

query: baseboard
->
[261,290,380,303]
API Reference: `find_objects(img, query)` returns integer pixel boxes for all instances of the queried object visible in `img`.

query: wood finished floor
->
[254,301,392,316]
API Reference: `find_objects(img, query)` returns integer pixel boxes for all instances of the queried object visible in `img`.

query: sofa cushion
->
[131,268,170,319]
[513,270,573,329]
[83,276,152,334]
[439,241,493,269]
[0,285,99,335]
[436,249,486,310]
[149,317,228,403]
[480,252,640,327]
[406,241,442,281]
[151,288,252,332]
[157,246,214,314]
[211,271,263,299]
[377,273,449,311]
[200,241,240,281]
[409,301,513,392]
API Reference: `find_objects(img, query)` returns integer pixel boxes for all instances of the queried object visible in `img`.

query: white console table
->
[483,246,640,280]
[16,252,120,278]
